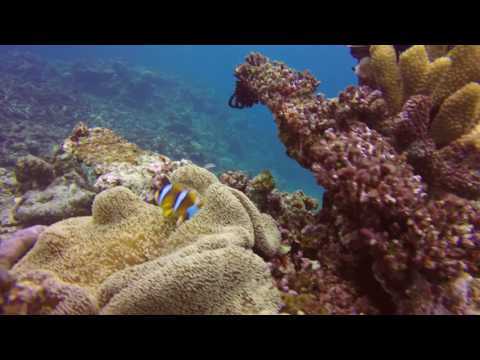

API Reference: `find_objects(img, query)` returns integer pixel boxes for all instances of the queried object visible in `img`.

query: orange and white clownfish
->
[154,180,202,226]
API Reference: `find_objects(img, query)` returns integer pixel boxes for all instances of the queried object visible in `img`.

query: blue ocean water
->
[1,45,357,202]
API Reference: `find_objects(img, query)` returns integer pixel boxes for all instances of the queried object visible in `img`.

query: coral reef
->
[220,170,380,314]
[229,50,480,314]
[353,45,480,147]
[4,164,281,314]
[0,50,275,176]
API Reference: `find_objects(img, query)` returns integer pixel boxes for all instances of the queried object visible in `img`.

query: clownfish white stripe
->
[158,183,172,203]
[174,189,189,211]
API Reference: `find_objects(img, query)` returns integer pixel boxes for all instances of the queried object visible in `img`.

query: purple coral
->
[230,52,480,314]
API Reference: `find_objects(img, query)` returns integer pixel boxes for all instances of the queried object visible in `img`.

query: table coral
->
[229,51,480,314]
[8,164,281,314]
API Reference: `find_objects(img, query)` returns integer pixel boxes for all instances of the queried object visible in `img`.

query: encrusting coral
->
[229,50,480,314]
[5,164,281,314]
[62,123,192,198]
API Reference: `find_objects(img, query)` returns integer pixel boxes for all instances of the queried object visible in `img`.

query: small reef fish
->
[154,179,203,226]
[203,163,216,170]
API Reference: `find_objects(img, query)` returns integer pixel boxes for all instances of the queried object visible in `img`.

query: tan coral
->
[11,164,281,314]
[98,231,281,315]
[366,45,480,121]
[457,122,480,150]
[64,127,144,168]
[228,187,281,258]
[432,45,480,108]
[425,45,452,61]
[423,56,452,95]
[369,45,404,114]
[399,45,430,99]
[11,187,171,295]
[430,82,480,146]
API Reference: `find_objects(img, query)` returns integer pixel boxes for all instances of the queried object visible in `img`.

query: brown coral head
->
[229,80,259,109]
[70,121,90,143]
[245,52,268,67]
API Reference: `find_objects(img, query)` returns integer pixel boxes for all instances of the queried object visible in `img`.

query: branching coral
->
[430,82,480,146]
[358,45,480,147]
[230,51,480,314]
[220,170,381,314]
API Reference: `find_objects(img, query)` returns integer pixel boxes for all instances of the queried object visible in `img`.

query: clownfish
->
[154,180,202,226]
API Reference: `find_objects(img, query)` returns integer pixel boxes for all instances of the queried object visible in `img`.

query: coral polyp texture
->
[230,49,480,314]
[3,164,281,314]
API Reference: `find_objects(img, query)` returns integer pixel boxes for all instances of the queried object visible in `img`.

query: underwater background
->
[2,44,480,315]
[0,45,356,201]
